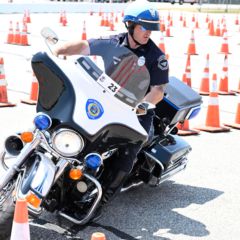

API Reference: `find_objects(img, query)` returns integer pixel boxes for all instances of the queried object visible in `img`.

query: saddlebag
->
[155,76,202,126]
[142,134,191,182]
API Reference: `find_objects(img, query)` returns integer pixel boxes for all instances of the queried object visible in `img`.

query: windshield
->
[76,41,150,108]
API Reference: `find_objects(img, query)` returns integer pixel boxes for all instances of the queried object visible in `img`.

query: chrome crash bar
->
[58,173,102,225]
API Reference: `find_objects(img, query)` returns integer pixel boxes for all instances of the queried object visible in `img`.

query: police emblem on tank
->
[86,99,104,120]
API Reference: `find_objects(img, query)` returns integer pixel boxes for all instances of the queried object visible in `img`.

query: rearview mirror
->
[41,27,58,45]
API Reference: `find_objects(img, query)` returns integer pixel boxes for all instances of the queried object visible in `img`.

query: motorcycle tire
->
[0,189,15,240]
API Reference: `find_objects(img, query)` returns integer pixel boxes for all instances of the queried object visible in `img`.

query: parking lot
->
[0,1,240,239]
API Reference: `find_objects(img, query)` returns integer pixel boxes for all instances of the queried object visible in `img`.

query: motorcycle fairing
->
[55,55,148,137]
[32,46,149,146]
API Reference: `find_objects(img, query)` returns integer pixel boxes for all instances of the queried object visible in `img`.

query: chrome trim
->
[30,153,56,197]
[54,158,70,183]
[51,128,84,157]
[0,150,8,171]
[143,151,165,171]
[121,181,143,192]
[58,173,102,225]
[38,131,81,165]
[15,168,43,216]
[159,158,188,184]
[0,136,41,192]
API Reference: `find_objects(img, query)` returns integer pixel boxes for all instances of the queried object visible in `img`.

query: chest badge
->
[138,56,145,67]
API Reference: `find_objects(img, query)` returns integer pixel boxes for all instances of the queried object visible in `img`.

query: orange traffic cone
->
[195,73,230,133]
[192,14,195,22]
[109,15,115,31]
[167,12,171,21]
[221,23,227,37]
[180,12,183,21]
[20,22,30,46]
[177,120,200,136]
[218,55,235,95]
[100,14,104,26]
[215,20,221,37]
[10,199,30,240]
[208,20,215,36]
[62,11,67,26]
[121,10,124,18]
[91,232,106,240]
[205,14,209,23]
[81,20,87,40]
[219,32,231,54]
[224,97,240,129]
[185,55,192,87]
[59,11,63,24]
[105,13,110,27]
[160,18,166,32]
[21,72,39,105]
[177,72,200,136]
[195,17,199,29]
[13,22,21,45]
[158,31,166,53]
[6,21,14,44]
[186,30,198,55]
[0,57,16,107]
[182,73,188,85]
[183,17,187,28]
[26,10,31,23]
[199,54,210,95]
[235,15,239,25]
[115,13,119,24]
[23,11,27,25]
[165,21,173,37]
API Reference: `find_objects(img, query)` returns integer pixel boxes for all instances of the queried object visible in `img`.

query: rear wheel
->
[179,0,183,4]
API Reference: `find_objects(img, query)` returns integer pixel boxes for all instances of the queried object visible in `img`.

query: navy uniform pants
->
[113,110,155,173]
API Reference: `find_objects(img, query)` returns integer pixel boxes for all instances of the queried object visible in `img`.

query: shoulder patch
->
[157,55,169,71]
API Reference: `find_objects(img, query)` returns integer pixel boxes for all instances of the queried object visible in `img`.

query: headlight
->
[52,129,84,157]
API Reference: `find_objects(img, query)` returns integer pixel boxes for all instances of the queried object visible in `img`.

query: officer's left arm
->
[143,53,169,105]
[143,84,167,105]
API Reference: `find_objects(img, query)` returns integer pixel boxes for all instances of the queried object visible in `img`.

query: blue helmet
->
[123,0,160,31]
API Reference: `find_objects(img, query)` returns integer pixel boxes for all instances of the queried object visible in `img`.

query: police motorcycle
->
[0,28,202,239]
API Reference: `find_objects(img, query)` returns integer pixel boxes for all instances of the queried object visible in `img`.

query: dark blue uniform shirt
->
[88,33,169,90]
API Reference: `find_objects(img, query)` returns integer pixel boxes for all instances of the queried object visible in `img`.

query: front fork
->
[0,136,41,192]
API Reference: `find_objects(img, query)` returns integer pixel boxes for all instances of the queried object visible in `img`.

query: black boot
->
[90,170,129,222]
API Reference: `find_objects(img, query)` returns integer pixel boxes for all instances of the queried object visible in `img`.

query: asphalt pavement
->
[0,3,240,240]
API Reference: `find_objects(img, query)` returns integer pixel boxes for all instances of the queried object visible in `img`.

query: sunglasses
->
[140,25,148,32]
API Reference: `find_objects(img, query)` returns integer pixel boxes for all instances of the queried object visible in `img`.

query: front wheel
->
[0,182,16,239]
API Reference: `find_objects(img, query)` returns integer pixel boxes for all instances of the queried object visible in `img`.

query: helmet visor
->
[139,20,160,31]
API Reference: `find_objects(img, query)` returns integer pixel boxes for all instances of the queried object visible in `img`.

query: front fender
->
[20,152,56,198]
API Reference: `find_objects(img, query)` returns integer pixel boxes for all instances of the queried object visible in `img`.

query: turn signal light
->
[69,168,83,180]
[26,192,42,208]
[20,132,34,143]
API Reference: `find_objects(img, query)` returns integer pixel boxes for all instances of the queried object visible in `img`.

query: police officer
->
[54,0,169,221]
